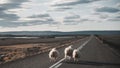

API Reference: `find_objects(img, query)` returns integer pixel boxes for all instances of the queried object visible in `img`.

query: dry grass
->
[0,43,52,63]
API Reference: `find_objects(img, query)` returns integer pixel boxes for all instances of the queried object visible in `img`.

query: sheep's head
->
[74,49,79,53]
[68,45,73,48]
[52,48,56,51]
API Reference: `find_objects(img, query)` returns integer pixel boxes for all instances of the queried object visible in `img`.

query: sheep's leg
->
[64,55,67,59]
[74,58,77,62]
[50,59,52,62]
[74,58,79,62]
[50,58,54,62]
[74,58,75,62]
[76,58,79,62]
[68,56,71,60]
[65,55,70,61]
[54,57,57,62]
[53,59,54,62]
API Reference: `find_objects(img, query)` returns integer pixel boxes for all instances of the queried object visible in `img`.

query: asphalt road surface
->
[0,35,120,68]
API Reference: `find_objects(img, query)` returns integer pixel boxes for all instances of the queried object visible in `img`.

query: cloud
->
[26,13,53,21]
[0,6,6,11]
[0,0,30,27]
[63,21,79,25]
[22,14,58,25]
[116,16,120,18]
[63,14,94,25]
[48,5,72,11]
[51,0,102,6]
[0,20,27,27]
[92,12,109,19]
[27,14,50,18]
[57,7,72,10]
[0,19,58,27]
[0,0,29,10]
[106,13,120,21]
[63,14,80,25]
[0,3,22,10]
[54,7,72,11]
[108,18,120,21]
[0,12,58,27]
[0,0,59,27]
[113,12,120,18]
[95,6,120,13]
[80,18,94,22]
[0,0,30,20]
[0,11,19,21]
[78,12,111,23]
[64,14,80,19]
[117,3,120,7]
[102,12,119,22]
[50,0,105,11]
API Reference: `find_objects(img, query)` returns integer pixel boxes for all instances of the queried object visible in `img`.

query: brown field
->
[0,36,86,64]
[0,37,77,46]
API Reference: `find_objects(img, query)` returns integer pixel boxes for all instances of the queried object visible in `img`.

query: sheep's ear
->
[54,48,56,50]
[70,45,73,47]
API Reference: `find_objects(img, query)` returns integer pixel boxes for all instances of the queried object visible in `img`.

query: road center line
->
[49,58,65,68]
[78,36,92,50]
[54,63,62,68]
[49,35,93,68]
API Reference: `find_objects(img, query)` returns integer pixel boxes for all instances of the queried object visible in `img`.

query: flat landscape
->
[0,35,86,64]
[0,35,120,68]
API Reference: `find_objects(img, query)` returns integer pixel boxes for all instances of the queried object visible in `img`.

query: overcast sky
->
[0,0,120,32]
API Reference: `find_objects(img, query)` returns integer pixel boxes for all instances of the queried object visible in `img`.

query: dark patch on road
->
[63,60,120,66]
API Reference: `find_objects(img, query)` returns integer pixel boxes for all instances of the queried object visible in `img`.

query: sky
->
[0,0,120,32]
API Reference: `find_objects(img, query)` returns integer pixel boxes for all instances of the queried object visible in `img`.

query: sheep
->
[49,48,59,62]
[73,49,80,61]
[64,45,74,60]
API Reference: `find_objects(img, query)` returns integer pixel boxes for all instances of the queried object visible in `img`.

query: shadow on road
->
[63,60,120,66]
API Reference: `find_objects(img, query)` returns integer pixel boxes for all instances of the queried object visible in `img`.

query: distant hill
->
[0,31,120,36]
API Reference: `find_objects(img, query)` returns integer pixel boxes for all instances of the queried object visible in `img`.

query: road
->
[0,35,120,68]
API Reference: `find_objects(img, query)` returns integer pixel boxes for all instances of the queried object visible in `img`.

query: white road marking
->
[54,63,62,68]
[78,36,92,50]
[49,35,93,68]
[49,58,65,68]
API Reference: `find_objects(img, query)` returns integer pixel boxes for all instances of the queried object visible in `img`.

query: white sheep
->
[49,48,59,62]
[73,49,80,61]
[64,45,73,60]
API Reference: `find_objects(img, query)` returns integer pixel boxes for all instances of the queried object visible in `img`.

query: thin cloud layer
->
[95,6,120,13]
[27,14,50,18]
[53,7,72,11]
[0,0,29,10]
[0,0,29,27]
[26,13,58,25]
[51,0,102,6]
[63,14,80,25]
[0,11,19,21]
